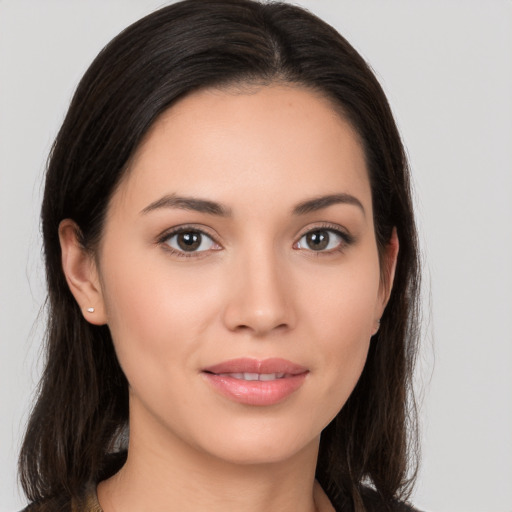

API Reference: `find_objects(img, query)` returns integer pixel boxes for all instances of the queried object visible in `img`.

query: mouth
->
[201,358,309,406]
[210,372,289,381]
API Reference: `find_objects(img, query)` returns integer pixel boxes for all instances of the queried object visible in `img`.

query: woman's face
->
[90,85,395,465]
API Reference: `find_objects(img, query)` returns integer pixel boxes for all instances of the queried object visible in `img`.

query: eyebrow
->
[141,194,232,216]
[292,193,365,217]
[140,192,365,217]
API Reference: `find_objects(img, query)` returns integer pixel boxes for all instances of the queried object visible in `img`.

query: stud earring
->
[87,307,95,313]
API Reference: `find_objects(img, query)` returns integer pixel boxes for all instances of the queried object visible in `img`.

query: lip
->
[201,358,309,406]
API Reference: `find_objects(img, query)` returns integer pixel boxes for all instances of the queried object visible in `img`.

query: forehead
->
[112,84,371,217]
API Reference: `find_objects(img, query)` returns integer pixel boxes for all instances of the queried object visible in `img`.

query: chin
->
[204,435,319,467]
[185,413,323,467]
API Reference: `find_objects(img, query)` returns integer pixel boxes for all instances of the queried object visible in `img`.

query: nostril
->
[229,321,290,336]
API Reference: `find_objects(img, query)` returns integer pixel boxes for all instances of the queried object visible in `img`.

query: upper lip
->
[202,358,308,375]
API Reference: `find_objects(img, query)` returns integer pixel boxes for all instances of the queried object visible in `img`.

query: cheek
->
[99,252,224,380]
[297,258,380,410]
[298,252,381,340]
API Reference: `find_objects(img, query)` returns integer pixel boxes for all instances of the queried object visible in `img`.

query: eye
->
[163,229,220,255]
[295,228,349,252]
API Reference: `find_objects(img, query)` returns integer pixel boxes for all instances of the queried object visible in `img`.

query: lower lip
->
[202,372,308,406]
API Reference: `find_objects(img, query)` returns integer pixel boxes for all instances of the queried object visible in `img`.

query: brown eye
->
[165,230,217,253]
[305,230,329,251]
[177,232,201,251]
[296,229,346,252]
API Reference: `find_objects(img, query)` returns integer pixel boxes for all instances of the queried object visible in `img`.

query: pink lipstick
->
[201,358,308,406]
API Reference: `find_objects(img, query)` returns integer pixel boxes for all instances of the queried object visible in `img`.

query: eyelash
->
[157,225,220,259]
[295,223,354,256]
[157,223,354,259]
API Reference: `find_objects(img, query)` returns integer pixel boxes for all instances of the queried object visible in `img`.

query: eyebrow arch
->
[141,192,364,217]
[140,194,232,216]
[293,193,365,216]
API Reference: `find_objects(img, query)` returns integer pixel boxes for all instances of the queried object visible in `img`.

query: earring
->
[372,319,381,336]
[87,307,95,313]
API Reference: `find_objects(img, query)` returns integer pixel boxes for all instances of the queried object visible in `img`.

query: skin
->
[60,84,398,512]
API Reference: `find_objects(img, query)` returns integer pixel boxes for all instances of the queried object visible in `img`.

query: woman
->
[19,1,421,511]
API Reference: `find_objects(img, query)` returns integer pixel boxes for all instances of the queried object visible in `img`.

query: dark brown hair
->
[20,1,421,510]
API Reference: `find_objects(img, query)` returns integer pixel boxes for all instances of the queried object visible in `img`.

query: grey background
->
[1,1,511,511]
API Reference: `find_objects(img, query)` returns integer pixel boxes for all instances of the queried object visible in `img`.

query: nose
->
[222,247,296,336]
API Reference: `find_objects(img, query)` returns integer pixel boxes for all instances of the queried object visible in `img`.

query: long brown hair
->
[20,1,421,510]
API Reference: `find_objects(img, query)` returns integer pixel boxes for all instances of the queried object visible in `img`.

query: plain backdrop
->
[1,1,511,511]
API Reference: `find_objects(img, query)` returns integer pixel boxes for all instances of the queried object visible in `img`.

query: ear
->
[59,219,107,325]
[373,227,399,334]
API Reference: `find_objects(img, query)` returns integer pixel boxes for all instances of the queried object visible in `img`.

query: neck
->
[97,404,327,512]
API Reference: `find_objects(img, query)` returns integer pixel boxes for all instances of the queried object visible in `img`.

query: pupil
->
[178,232,201,251]
[307,230,329,251]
